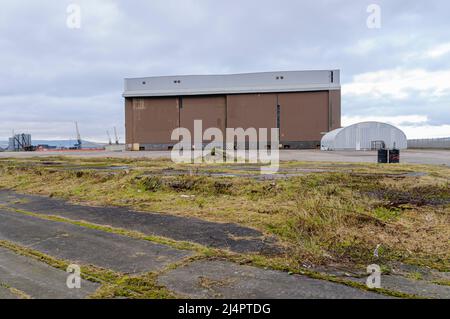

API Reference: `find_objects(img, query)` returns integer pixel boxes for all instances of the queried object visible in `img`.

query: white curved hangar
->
[321,122,407,151]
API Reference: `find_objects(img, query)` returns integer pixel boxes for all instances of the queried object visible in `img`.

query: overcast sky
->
[0,0,449,142]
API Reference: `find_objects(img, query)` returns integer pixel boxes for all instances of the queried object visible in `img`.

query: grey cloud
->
[0,0,449,140]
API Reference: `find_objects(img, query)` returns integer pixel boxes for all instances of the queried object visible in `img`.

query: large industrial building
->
[123,70,341,150]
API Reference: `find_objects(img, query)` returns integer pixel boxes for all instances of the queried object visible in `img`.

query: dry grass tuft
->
[0,157,448,271]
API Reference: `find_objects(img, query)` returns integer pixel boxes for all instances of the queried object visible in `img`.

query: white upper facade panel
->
[123,70,340,97]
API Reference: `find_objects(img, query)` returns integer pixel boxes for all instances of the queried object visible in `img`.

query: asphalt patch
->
[0,247,99,299]
[0,286,19,299]
[0,209,192,273]
[0,190,281,254]
[345,274,450,299]
[158,260,387,299]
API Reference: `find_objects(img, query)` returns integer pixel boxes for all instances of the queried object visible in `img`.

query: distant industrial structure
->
[123,70,341,150]
[2,123,110,152]
[321,122,407,151]
[8,133,33,151]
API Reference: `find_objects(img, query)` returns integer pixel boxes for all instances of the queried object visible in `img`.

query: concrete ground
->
[158,260,386,299]
[279,149,450,166]
[0,149,448,166]
[0,286,19,299]
[0,247,99,299]
[0,209,192,273]
[0,151,448,298]
[0,190,448,299]
[0,190,280,255]
[0,191,390,299]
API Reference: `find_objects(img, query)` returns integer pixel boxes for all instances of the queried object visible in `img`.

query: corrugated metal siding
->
[125,98,134,144]
[330,90,341,130]
[125,88,342,149]
[408,138,450,149]
[226,93,277,140]
[132,97,179,144]
[180,96,226,142]
[321,122,407,150]
[278,91,329,142]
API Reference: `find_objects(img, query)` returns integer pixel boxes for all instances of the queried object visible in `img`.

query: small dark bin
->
[378,149,400,164]
[378,149,388,163]
[389,149,400,163]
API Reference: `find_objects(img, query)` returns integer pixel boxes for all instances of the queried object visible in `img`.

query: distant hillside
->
[33,140,105,149]
[0,140,105,150]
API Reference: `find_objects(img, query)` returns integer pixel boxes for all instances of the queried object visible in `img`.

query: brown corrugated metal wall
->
[125,90,341,148]
[125,98,134,144]
[278,91,329,142]
[128,97,179,144]
[180,96,226,142]
[330,89,341,130]
[227,93,277,140]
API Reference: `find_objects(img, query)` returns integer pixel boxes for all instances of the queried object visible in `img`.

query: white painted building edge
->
[123,70,340,97]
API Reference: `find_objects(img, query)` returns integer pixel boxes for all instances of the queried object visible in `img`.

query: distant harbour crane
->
[114,127,120,145]
[73,122,82,150]
[107,130,112,145]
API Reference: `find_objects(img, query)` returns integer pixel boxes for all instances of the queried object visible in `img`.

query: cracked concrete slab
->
[0,286,19,299]
[0,209,192,273]
[0,190,280,254]
[0,247,99,299]
[346,274,450,299]
[158,260,388,299]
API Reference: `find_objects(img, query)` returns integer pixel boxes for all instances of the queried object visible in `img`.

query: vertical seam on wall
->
[131,98,135,144]
[178,97,182,142]
[328,91,332,131]
[276,94,281,141]
[225,95,228,150]
[130,98,133,144]
[223,95,229,136]
[178,96,182,127]
[225,95,228,131]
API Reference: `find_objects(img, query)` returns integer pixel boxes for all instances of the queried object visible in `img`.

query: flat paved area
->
[0,191,394,299]
[0,247,99,299]
[0,209,192,273]
[0,149,449,166]
[158,260,386,299]
[0,286,19,299]
[1,190,448,298]
[0,190,280,255]
[280,149,450,166]
[347,274,450,299]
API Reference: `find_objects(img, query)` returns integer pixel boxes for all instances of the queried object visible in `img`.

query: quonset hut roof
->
[321,122,408,151]
[123,70,340,97]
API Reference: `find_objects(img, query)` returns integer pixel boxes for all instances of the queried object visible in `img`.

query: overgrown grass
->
[0,157,448,272]
[0,282,31,299]
[0,240,177,299]
[0,239,417,299]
